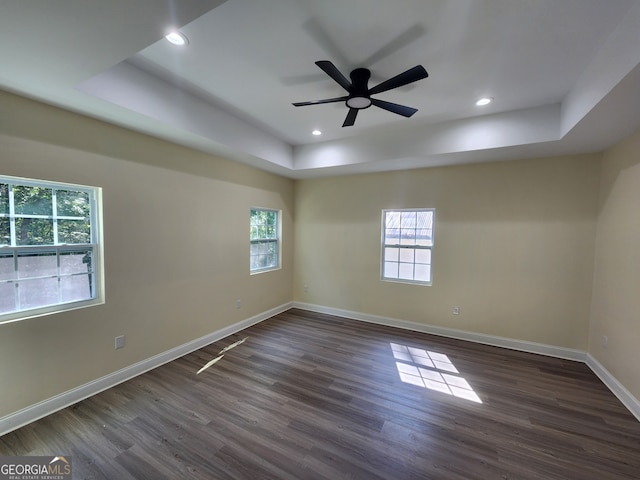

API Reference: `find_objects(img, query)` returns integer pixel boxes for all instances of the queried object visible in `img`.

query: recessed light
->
[476,97,493,106]
[165,31,188,46]
[312,129,322,136]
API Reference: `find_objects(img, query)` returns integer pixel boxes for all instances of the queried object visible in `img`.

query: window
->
[250,208,280,273]
[382,208,434,285]
[0,176,102,322]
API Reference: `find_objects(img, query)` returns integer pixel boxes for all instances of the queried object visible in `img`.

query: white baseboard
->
[586,354,640,422]
[0,302,293,437]
[293,302,586,361]
[4,301,638,437]
[294,302,640,422]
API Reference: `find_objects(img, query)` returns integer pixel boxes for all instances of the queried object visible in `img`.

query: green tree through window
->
[0,177,100,321]
[250,208,279,272]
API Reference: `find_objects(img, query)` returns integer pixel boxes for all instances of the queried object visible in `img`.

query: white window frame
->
[250,207,281,274]
[0,175,103,324]
[381,208,434,286]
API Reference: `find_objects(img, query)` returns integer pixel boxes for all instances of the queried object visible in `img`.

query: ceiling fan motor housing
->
[347,68,373,109]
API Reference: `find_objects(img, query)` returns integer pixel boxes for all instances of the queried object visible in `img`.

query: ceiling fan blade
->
[342,108,359,127]
[361,24,426,67]
[293,96,349,107]
[304,18,351,68]
[316,60,352,91]
[371,98,418,117]
[368,65,428,95]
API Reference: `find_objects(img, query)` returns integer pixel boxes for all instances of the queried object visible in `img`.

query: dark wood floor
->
[2,308,640,479]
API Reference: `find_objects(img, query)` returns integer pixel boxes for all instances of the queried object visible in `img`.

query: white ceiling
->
[2,0,640,178]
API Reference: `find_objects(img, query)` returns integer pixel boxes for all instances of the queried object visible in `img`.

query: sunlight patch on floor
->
[390,343,482,403]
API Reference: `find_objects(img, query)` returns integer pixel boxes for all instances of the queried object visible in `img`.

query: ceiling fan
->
[292,60,428,127]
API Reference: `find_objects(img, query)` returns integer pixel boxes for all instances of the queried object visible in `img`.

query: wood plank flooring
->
[2,308,640,479]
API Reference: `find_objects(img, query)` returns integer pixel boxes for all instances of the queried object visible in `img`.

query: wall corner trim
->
[0,302,293,437]
[586,353,640,422]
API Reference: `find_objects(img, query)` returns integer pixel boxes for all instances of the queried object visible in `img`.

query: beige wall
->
[2,86,639,422]
[0,91,294,417]
[293,155,601,349]
[589,130,640,401]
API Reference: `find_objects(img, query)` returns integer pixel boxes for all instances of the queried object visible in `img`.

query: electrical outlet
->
[115,335,125,349]
[304,284,308,293]
[236,299,241,309]
[602,335,608,349]
[452,306,460,315]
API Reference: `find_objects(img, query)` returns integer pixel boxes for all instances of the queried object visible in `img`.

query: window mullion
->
[52,189,59,245]
[8,184,16,246]
[13,250,19,311]
[56,248,62,304]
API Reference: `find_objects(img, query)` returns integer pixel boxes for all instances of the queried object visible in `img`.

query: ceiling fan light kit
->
[346,96,372,109]
[293,60,428,127]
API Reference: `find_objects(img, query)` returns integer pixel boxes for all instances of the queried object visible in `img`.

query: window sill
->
[382,277,432,287]
[250,266,281,276]
[0,297,104,325]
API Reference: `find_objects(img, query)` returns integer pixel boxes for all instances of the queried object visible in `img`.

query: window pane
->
[0,253,15,281]
[384,262,399,278]
[400,229,415,245]
[415,249,432,264]
[385,247,399,262]
[415,264,431,282]
[416,229,433,246]
[265,211,276,226]
[0,184,8,215]
[60,274,92,302]
[251,254,276,270]
[13,186,53,215]
[416,211,434,246]
[251,239,278,269]
[15,218,53,245]
[416,210,433,227]
[399,248,415,263]
[0,283,16,313]
[56,190,90,218]
[385,211,400,229]
[19,277,58,310]
[398,263,414,280]
[60,250,93,275]
[58,219,91,244]
[0,218,9,246]
[400,211,416,228]
[17,252,57,279]
[251,241,276,255]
